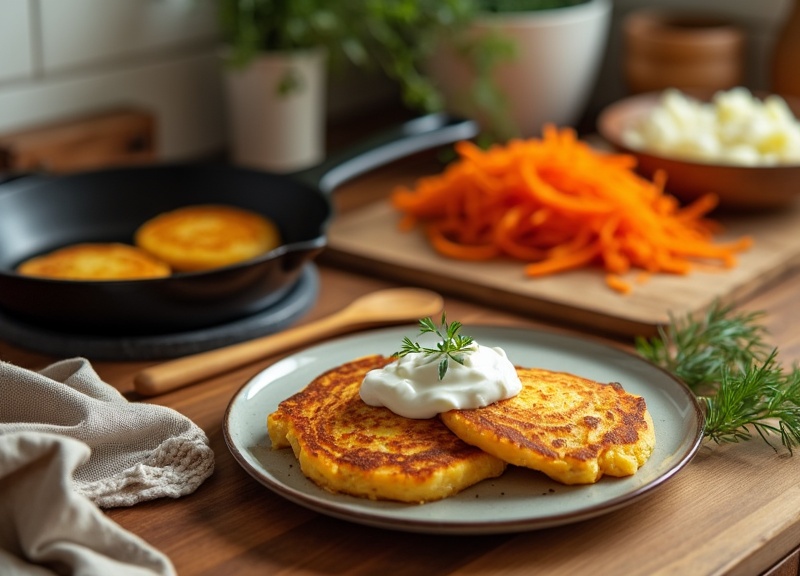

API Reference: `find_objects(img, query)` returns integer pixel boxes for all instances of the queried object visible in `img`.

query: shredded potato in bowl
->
[621,88,800,166]
[597,89,800,209]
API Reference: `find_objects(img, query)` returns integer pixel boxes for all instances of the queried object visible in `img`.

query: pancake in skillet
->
[16,242,171,280]
[135,204,280,272]
[267,354,507,503]
[440,367,656,485]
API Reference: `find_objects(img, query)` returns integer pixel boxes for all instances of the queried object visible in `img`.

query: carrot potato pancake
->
[135,204,280,272]
[16,242,171,280]
[268,355,506,503]
[441,367,656,485]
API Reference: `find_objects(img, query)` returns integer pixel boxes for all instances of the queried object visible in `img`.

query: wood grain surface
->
[3,263,799,575]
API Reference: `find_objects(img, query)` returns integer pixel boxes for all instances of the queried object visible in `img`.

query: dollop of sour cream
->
[360,343,522,419]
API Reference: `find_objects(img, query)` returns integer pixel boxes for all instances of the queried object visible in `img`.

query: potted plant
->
[217,0,476,172]
[217,2,337,172]
[427,0,613,140]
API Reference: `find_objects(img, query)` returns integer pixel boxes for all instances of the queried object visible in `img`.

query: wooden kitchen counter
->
[3,156,800,575]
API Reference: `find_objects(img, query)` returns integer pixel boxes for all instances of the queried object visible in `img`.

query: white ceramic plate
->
[224,325,704,534]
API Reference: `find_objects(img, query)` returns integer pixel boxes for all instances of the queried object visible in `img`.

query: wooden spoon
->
[133,287,444,396]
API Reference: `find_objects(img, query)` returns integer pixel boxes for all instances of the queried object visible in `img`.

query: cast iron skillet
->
[0,113,477,335]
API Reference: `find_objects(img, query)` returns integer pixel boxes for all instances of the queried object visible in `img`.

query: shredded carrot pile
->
[391,125,753,294]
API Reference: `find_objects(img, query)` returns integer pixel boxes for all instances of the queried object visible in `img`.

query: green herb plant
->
[217,0,478,112]
[217,0,592,139]
[395,313,475,380]
[636,302,800,453]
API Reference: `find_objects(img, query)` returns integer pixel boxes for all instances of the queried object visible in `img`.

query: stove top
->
[0,265,319,361]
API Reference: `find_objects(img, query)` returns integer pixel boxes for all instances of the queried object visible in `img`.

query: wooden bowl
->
[622,10,745,94]
[597,91,800,211]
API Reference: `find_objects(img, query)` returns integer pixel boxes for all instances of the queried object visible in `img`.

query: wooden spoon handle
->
[133,313,351,396]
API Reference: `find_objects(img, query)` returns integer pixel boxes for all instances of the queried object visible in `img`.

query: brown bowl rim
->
[596,89,800,172]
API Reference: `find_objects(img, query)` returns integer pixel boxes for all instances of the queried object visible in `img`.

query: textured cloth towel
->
[0,432,176,576]
[0,357,216,575]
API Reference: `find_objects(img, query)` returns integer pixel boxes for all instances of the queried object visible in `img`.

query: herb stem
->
[395,312,474,379]
[636,302,800,453]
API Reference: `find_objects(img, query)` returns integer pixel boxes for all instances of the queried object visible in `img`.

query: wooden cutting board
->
[326,200,800,338]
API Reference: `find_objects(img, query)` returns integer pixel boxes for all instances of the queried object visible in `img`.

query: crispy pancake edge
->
[16,242,171,280]
[135,204,280,272]
[441,367,656,485]
[267,354,507,503]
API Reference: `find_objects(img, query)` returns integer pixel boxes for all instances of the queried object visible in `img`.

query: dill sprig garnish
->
[636,302,800,453]
[396,313,475,380]
[635,304,771,395]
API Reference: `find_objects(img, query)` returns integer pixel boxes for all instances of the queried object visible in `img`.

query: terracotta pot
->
[623,10,746,94]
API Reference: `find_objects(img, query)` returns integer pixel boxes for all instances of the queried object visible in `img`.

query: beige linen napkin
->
[0,357,216,575]
[0,432,176,576]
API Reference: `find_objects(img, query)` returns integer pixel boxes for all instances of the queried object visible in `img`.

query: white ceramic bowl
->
[428,0,612,138]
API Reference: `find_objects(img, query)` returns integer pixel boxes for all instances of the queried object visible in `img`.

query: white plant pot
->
[428,0,612,138]
[223,48,327,172]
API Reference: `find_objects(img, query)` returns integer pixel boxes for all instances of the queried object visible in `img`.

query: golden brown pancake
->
[134,204,280,272]
[16,242,171,280]
[267,355,507,503]
[440,368,656,485]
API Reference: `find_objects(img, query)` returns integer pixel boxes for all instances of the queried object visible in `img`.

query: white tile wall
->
[0,51,225,159]
[0,0,224,160]
[0,0,34,84]
[38,0,217,73]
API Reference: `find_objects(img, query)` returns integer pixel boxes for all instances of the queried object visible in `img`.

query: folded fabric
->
[0,432,176,576]
[0,357,216,575]
[0,357,214,507]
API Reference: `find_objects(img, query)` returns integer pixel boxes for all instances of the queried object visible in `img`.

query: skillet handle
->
[291,113,479,194]
[0,171,40,186]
